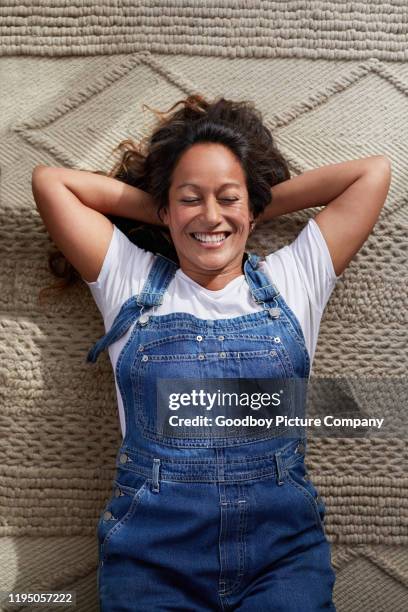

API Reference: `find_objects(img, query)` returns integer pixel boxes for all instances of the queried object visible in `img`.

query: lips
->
[190,231,231,244]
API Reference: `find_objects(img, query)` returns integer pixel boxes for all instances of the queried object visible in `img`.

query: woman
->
[32,94,391,611]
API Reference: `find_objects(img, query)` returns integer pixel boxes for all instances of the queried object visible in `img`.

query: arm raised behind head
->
[258,155,392,276]
[31,165,163,283]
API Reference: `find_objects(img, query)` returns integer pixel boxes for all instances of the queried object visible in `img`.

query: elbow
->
[371,155,392,172]
[32,164,50,179]
[32,165,48,185]
[380,155,392,171]
[31,165,55,209]
[32,165,56,191]
[32,164,48,172]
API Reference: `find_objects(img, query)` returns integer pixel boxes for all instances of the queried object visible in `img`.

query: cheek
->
[163,206,180,227]
[236,216,251,233]
[167,214,191,236]
[174,210,194,230]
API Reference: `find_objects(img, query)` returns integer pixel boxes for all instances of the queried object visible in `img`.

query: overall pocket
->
[131,333,294,442]
[285,457,327,533]
[97,473,150,558]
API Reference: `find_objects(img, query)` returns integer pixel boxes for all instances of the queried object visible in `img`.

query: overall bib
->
[86,251,337,611]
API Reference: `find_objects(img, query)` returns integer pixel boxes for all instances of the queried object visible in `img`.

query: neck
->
[179,263,245,291]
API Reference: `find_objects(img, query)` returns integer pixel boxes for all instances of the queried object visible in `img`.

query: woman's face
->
[164,142,253,282]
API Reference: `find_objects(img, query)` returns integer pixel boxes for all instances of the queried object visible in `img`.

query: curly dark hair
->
[38,93,291,305]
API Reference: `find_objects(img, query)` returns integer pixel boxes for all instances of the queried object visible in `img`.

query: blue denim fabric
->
[87,252,337,611]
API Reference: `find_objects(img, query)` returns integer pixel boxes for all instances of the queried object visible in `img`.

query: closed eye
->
[180,198,239,203]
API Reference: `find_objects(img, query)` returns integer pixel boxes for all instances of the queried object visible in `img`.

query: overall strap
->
[86,254,178,364]
[244,251,281,318]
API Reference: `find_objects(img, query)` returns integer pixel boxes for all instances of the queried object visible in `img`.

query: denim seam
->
[218,482,247,597]
[132,348,283,361]
[116,467,315,484]
[276,298,311,377]
[218,486,227,596]
[133,359,149,431]
[115,310,145,447]
[100,480,149,562]
[119,438,301,465]
[274,342,296,378]
[113,479,146,496]
[220,485,248,596]
[115,456,303,483]
[127,428,297,448]
[130,309,274,331]
[285,470,325,533]
[135,330,297,351]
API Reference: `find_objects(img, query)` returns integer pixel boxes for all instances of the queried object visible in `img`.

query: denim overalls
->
[86,251,336,611]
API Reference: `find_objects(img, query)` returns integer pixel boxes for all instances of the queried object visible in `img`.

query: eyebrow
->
[176,182,241,190]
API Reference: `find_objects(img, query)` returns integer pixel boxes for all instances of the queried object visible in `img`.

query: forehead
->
[172,143,245,187]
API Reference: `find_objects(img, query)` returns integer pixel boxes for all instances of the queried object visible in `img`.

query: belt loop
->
[152,458,160,493]
[274,451,285,486]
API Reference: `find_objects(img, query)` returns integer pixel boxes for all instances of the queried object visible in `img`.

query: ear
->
[249,211,257,233]
[160,206,169,226]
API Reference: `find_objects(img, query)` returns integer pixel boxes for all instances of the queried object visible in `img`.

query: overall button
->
[139,313,149,326]
[198,354,205,360]
[218,335,225,341]
[119,453,128,464]
[268,307,281,319]
[114,487,122,497]
[141,355,149,362]
[269,350,277,356]
[103,511,113,521]
[196,335,203,342]
[138,345,144,351]
[274,337,281,343]
[219,352,226,358]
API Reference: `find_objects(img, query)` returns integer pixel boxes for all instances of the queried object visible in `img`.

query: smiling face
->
[163,142,253,289]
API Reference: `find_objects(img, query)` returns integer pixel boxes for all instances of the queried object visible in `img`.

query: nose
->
[201,198,223,226]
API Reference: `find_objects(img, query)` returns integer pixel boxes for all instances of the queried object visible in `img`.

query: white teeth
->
[192,232,228,243]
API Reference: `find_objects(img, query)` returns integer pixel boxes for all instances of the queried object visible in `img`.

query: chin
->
[193,253,241,269]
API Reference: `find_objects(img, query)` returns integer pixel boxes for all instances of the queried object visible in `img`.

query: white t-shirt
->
[83,218,340,438]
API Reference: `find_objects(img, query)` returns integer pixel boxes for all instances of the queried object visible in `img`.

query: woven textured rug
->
[0,3,407,611]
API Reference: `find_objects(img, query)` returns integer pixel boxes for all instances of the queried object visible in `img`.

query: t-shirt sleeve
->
[81,224,155,324]
[288,217,342,312]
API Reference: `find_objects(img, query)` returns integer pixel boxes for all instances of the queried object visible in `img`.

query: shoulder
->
[83,224,158,324]
[263,218,340,278]
[261,217,340,312]
[89,225,158,285]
